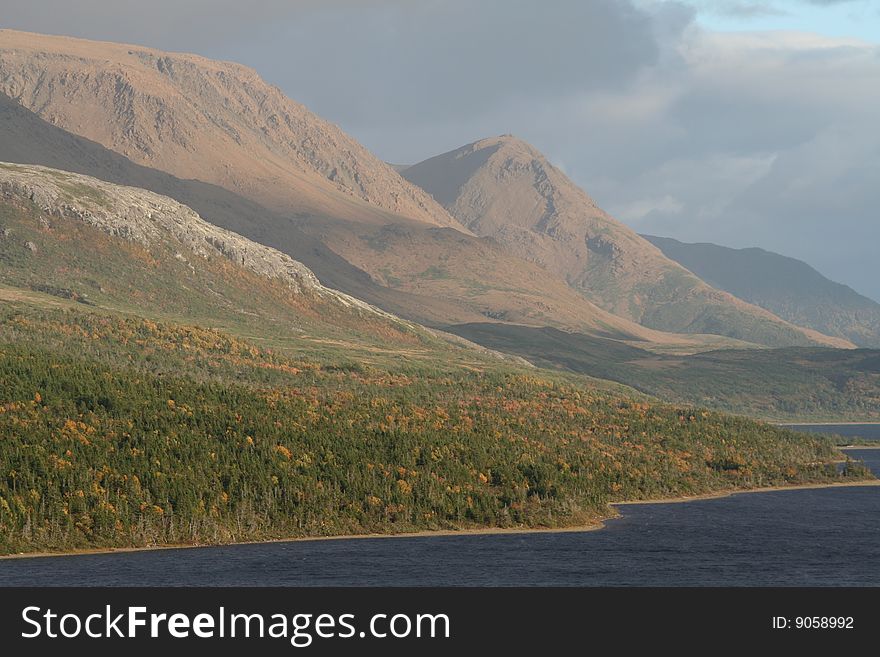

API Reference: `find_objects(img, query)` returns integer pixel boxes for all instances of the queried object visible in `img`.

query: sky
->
[1,0,878,301]
[690,0,880,42]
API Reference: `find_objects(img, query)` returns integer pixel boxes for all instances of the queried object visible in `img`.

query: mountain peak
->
[462,134,547,162]
[474,133,529,148]
[404,138,853,349]
[403,134,558,210]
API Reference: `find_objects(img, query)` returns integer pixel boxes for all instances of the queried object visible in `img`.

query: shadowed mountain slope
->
[644,235,880,348]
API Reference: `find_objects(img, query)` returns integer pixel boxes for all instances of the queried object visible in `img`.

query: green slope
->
[1,303,866,555]
[448,323,880,422]
[0,163,478,369]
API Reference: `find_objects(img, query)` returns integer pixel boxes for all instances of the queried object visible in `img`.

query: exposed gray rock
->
[0,162,321,293]
[0,162,404,321]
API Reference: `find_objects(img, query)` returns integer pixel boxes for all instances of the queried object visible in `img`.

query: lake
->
[779,423,880,441]
[1,441,878,587]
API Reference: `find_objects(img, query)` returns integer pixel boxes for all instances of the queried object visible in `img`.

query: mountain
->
[0,62,750,354]
[0,31,728,348]
[3,164,861,556]
[0,161,453,361]
[3,161,874,423]
[403,135,851,348]
[0,88,468,327]
[643,235,880,348]
[0,29,459,230]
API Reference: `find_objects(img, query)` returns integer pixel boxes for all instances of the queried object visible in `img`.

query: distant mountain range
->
[644,235,880,348]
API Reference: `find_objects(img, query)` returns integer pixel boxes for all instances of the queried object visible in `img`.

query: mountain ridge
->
[0,161,448,355]
[0,30,851,351]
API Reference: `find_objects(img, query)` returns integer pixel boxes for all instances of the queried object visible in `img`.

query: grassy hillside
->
[0,163,482,370]
[449,323,880,422]
[0,303,865,555]
[644,235,880,348]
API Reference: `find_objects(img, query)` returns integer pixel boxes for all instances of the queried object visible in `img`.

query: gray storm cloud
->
[0,0,877,300]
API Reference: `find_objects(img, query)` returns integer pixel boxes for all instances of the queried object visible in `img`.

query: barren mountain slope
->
[0,29,463,231]
[0,88,734,349]
[403,136,852,348]
[0,31,840,350]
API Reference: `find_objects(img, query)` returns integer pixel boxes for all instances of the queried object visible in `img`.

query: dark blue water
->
[780,423,880,442]
[2,449,878,587]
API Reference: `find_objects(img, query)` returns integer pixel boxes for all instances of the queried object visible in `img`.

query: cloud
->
[683,0,870,21]
[230,0,670,127]
[694,1,789,18]
[613,194,686,222]
[0,1,365,50]
[590,28,880,299]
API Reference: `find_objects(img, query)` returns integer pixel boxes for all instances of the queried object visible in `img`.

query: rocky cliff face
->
[0,162,325,293]
[0,162,408,323]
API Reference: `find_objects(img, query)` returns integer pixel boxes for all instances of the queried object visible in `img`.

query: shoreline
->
[3,477,878,562]
[776,422,880,426]
[0,522,611,561]
[611,478,880,506]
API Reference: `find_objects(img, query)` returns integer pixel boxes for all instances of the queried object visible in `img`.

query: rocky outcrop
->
[0,163,325,293]
[0,163,405,322]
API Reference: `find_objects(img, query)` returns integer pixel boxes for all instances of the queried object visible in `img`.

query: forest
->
[0,305,868,554]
